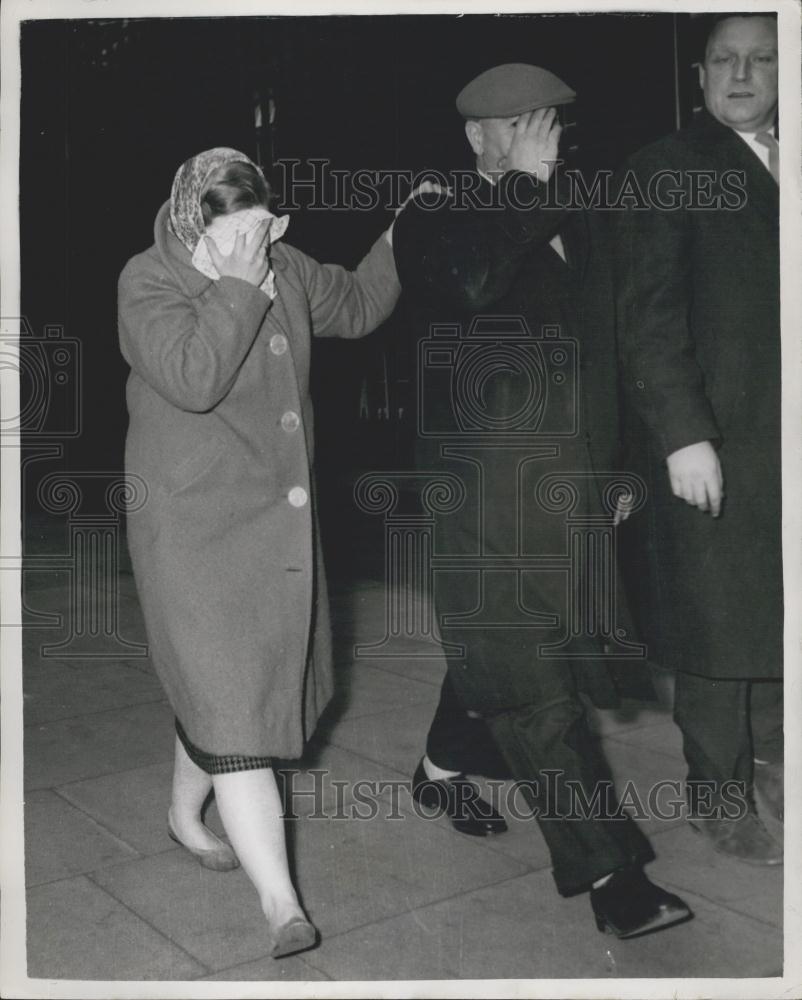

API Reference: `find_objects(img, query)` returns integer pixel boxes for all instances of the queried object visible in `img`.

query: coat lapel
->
[690,111,778,218]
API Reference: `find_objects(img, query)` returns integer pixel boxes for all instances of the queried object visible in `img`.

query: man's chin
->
[716,104,772,131]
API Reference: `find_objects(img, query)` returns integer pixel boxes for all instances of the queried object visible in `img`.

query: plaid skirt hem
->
[175,718,273,774]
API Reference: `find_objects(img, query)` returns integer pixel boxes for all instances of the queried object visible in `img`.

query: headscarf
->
[169,147,251,253]
[168,147,289,299]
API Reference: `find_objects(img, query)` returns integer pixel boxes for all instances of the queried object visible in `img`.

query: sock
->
[592,873,613,889]
[422,755,461,781]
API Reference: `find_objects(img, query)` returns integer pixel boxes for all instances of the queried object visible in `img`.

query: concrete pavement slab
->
[289,792,529,938]
[25,789,140,886]
[278,741,408,819]
[23,658,163,727]
[88,800,528,974]
[327,659,440,722]
[24,700,174,790]
[647,821,784,930]
[26,875,206,981]
[56,761,178,856]
[22,581,150,658]
[354,649,450,688]
[91,851,276,972]
[325,702,433,776]
[300,868,781,980]
[200,954,332,982]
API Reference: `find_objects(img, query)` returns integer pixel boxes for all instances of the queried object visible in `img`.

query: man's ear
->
[465,120,483,156]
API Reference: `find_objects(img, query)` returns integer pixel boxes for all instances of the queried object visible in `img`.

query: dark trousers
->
[673,672,783,805]
[427,668,654,896]
[426,674,510,778]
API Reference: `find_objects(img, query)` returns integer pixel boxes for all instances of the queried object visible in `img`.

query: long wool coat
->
[119,202,400,758]
[393,171,650,714]
[613,110,782,680]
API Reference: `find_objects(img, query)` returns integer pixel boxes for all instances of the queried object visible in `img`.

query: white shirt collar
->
[732,125,776,172]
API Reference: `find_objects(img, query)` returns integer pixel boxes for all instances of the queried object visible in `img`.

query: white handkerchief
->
[192,206,289,299]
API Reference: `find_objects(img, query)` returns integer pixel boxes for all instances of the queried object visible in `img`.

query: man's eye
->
[752,53,776,64]
[711,54,733,64]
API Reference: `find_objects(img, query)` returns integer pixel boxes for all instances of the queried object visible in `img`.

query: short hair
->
[702,11,778,60]
[200,161,271,225]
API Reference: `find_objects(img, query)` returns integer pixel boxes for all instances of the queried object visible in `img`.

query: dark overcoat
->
[119,202,400,758]
[612,110,782,680]
[393,171,650,713]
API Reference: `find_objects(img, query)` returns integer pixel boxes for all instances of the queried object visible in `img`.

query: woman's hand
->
[205,219,271,287]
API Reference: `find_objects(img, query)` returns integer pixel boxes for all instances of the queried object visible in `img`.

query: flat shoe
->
[268,916,318,959]
[167,818,240,872]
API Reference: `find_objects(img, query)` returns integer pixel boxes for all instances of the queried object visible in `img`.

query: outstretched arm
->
[287,233,402,340]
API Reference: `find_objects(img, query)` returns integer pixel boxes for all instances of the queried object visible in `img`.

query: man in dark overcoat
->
[613,13,783,864]
[392,63,691,938]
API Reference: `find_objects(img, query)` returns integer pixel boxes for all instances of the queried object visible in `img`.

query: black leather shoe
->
[411,759,507,837]
[591,867,693,939]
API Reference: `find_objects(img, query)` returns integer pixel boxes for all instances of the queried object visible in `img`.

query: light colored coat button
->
[288,486,308,508]
[281,411,300,432]
[270,333,288,356]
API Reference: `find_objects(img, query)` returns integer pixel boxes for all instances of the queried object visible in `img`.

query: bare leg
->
[169,735,230,853]
[212,767,306,928]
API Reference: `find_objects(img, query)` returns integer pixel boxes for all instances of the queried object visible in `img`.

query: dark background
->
[18,13,709,528]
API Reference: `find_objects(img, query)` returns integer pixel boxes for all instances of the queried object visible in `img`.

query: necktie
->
[754,131,779,185]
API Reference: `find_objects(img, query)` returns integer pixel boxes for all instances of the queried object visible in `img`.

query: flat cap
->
[456,63,576,119]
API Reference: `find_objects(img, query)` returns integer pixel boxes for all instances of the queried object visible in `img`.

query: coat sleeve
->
[118,259,271,412]
[392,171,567,311]
[613,153,721,460]
[286,232,401,340]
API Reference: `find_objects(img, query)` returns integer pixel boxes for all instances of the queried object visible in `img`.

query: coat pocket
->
[164,434,227,496]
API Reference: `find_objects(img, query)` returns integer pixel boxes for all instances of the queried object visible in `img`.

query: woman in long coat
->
[118,147,399,956]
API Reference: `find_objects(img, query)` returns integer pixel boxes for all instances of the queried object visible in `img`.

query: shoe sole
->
[596,907,694,939]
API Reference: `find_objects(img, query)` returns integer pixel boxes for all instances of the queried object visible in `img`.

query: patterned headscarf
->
[169,147,258,253]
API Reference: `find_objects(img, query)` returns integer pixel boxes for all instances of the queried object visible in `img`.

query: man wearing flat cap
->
[392,63,692,937]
